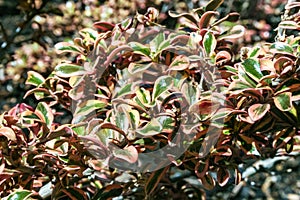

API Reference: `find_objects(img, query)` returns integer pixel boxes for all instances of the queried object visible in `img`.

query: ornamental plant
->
[0,0,300,199]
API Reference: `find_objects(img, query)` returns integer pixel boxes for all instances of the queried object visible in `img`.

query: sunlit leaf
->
[212,12,240,26]
[0,127,16,141]
[73,99,107,123]
[26,71,45,86]
[241,58,263,83]
[74,100,107,117]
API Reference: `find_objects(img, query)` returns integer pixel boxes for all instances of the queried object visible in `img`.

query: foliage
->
[1,0,300,199]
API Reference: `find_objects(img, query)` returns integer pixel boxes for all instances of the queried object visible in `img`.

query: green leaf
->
[26,71,45,86]
[203,31,217,57]
[35,102,53,128]
[228,81,255,94]
[238,66,257,87]
[278,20,300,30]
[157,116,175,130]
[5,190,34,200]
[150,33,171,59]
[152,76,173,101]
[136,87,151,105]
[74,100,107,116]
[137,118,163,136]
[241,58,263,83]
[168,55,190,71]
[55,63,86,77]
[129,109,140,129]
[270,42,294,54]
[79,28,98,40]
[116,111,129,131]
[181,82,198,105]
[218,25,245,40]
[248,103,270,122]
[115,83,133,97]
[72,125,86,136]
[128,62,152,74]
[128,42,151,57]
[113,145,138,163]
[55,42,83,54]
[274,92,292,111]
[145,167,169,195]
[205,0,224,11]
[249,47,261,58]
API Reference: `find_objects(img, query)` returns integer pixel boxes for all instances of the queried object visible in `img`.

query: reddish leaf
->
[215,51,231,64]
[259,59,275,73]
[195,160,209,178]
[199,11,218,29]
[199,173,215,190]
[217,167,230,187]
[61,187,88,200]
[145,167,169,195]
[93,21,115,32]
[235,168,242,185]
[274,56,294,73]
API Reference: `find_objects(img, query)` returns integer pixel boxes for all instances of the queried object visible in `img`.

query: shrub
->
[0,0,299,199]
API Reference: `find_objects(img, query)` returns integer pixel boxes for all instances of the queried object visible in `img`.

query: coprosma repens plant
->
[1,0,300,199]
